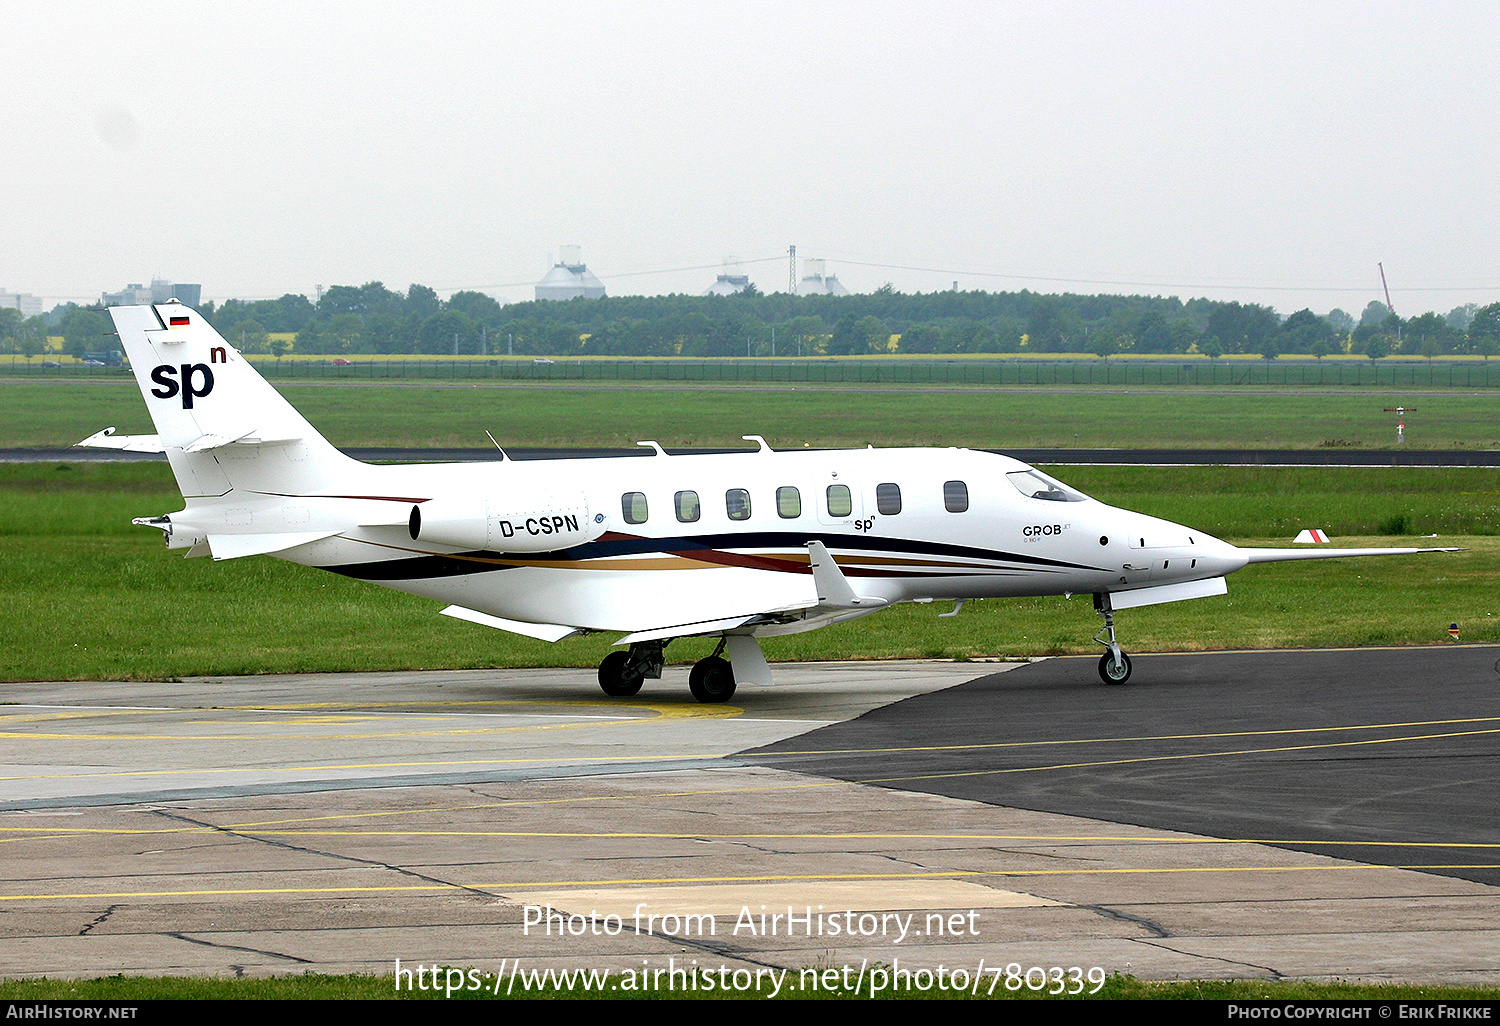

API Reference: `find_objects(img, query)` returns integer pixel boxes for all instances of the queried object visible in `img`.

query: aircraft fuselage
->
[171,445,1246,639]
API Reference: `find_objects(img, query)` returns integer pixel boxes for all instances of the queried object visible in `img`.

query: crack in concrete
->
[1080,903,1173,939]
[148,808,499,901]
[78,904,119,936]
[166,932,311,964]
[992,845,1101,863]
[1133,936,1285,979]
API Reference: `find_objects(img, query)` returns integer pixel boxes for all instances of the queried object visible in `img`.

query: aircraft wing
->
[435,541,891,645]
[616,615,765,645]
[439,605,583,642]
[601,540,888,642]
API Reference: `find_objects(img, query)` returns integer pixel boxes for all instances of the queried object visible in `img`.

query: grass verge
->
[2,972,1498,1000]
[7,380,1500,450]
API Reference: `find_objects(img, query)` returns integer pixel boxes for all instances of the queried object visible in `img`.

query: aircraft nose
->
[1124,513,1248,578]
[1186,531,1250,576]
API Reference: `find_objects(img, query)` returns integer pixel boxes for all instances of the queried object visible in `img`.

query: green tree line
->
[5,286,1498,362]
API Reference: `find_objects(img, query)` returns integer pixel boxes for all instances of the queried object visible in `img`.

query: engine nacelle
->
[409,493,602,552]
[133,513,195,550]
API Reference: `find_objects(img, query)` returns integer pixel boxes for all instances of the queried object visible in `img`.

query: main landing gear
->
[597,640,664,697]
[1093,593,1132,685]
[596,639,738,703]
[688,642,736,703]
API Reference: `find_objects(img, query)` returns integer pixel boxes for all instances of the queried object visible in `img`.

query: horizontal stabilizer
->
[439,605,581,642]
[75,428,164,453]
[78,425,301,455]
[182,429,302,453]
[183,432,250,453]
[1109,576,1228,610]
[207,530,343,560]
[1242,546,1460,564]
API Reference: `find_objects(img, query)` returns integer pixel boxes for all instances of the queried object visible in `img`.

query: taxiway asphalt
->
[746,646,1500,887]
[2,653,1497,986]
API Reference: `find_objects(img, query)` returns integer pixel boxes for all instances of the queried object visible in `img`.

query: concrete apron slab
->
[3,765,1498,985]
[2,661,1498,986]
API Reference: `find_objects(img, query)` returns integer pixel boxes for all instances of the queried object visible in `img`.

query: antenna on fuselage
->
[483,430,508,459]
[742,434,773,452]
[636,440,668,456]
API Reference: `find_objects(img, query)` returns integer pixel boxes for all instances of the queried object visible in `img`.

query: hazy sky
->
[7,1,1498,317]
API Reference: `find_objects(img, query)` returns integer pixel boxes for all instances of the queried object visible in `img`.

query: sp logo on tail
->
[150,364,215,409]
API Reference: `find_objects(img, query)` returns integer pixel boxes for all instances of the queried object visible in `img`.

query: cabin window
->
[944,480,969,513]
[726,488,752,521]
[826,484,852,518]
[776,486,801,519]
[1005,469,1088,503]
[674,490,700,523]
[622,491,649,524]
[876,482,902,515]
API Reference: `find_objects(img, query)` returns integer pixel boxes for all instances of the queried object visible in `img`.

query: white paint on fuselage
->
[200,445,1246,636]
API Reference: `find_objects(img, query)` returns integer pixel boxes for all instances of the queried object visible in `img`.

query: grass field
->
[10,350,1500,390]
[3,463,1493,682]
[5,380,1499,449]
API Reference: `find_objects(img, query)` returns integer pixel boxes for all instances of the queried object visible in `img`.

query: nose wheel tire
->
[1098,651,1132,685]
[689,656,736,703]
[598,651,645,697]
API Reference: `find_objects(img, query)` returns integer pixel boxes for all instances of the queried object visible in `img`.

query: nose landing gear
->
[1093,593,1132,685]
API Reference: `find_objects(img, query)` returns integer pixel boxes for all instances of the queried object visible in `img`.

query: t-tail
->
[91,302,373,559]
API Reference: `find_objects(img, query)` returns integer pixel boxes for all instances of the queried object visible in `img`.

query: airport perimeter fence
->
[11,357,1500,389]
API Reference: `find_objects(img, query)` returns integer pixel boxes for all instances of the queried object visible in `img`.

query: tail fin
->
[109,303,358,498]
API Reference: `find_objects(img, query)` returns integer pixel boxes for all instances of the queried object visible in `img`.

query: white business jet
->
[83,303,1451,701]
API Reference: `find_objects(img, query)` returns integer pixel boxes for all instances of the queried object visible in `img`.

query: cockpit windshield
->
[1005,469,1088,502]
